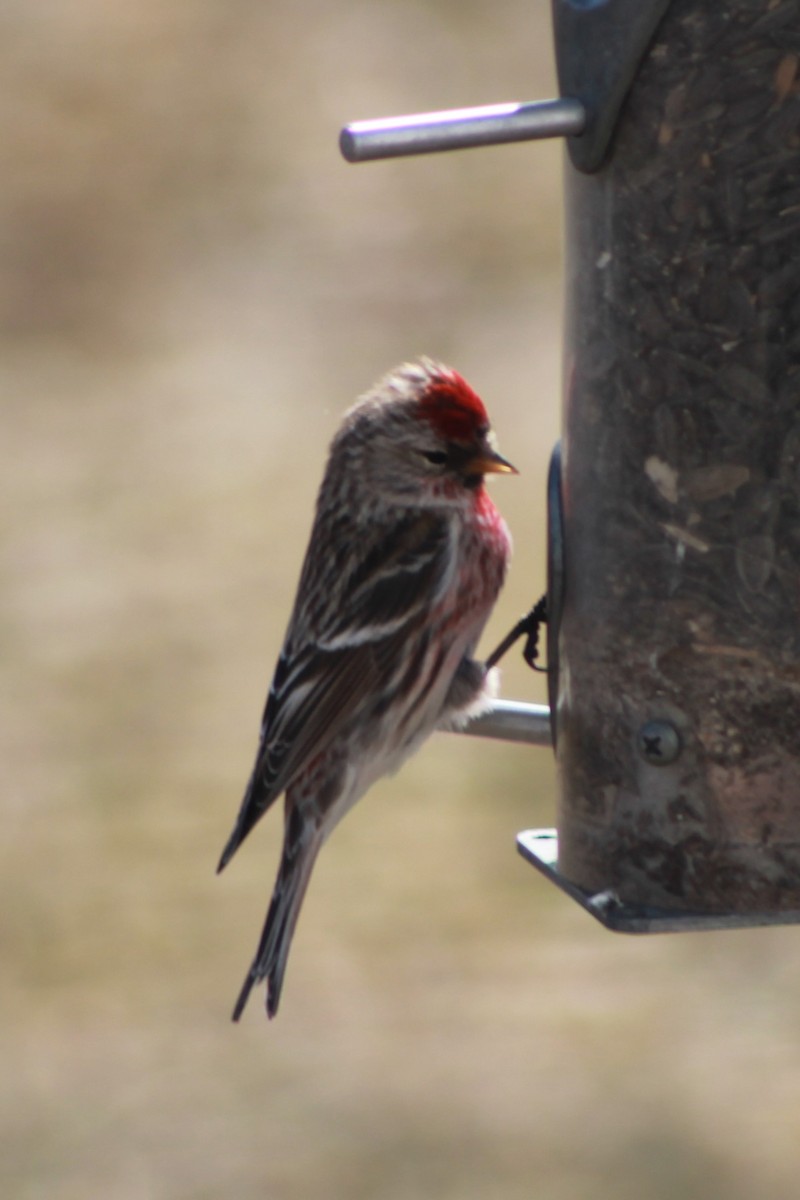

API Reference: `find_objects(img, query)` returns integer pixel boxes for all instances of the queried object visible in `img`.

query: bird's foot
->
[485,595,548,672]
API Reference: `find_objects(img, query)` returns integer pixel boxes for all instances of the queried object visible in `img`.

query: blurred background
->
[3,3,800,1198]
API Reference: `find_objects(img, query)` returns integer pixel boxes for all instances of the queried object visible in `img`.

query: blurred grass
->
[3,3,800,1199]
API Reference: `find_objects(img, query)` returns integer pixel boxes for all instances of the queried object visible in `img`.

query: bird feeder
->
[341,0,800,931]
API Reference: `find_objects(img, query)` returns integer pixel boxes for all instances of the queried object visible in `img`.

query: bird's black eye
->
[422,449,448,466]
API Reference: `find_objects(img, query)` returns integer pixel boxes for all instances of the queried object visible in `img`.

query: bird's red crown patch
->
[419,368,490,443]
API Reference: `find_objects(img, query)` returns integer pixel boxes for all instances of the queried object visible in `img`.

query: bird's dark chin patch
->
[463,473,482,491]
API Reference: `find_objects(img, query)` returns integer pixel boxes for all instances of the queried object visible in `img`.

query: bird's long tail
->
[232,809,323,1021]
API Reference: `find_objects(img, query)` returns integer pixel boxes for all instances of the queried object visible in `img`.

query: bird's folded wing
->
[218,511,452,869]
[218,641,383,870]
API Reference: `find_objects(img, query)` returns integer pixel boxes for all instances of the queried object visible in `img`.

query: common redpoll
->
[218,358,516,1020]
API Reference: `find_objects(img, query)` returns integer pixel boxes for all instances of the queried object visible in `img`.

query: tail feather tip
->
[231,971,257,1023]
[216,832,240,875]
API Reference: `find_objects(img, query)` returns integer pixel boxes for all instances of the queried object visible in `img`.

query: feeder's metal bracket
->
[517,830,800,933]
[552,0,672,171]
[545,443,563,745]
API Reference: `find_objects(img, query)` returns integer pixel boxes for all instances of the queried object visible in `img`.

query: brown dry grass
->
[3,4,800,1199]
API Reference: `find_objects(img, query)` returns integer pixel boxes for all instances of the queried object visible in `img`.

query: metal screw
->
[637,719,681,765]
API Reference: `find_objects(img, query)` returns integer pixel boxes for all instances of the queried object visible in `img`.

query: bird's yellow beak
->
[468,447,518,476]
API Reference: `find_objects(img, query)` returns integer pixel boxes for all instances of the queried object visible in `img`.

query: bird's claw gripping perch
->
[485,595,548,673]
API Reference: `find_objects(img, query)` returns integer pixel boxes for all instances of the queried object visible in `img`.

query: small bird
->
[218,358,516,1019]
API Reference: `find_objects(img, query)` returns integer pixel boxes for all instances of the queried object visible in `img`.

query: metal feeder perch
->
[341,0,800,933]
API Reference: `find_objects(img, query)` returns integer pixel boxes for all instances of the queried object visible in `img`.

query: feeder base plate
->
[517,829,800,933]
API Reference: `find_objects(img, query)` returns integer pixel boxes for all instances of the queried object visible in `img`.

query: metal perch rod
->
[340,98,586,162]
[450,700,551,746]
